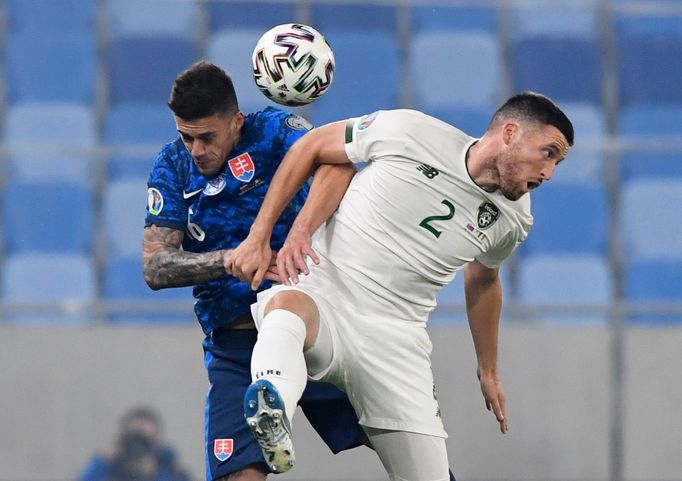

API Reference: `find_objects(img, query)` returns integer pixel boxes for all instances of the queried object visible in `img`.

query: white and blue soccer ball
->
[252,23,335,106]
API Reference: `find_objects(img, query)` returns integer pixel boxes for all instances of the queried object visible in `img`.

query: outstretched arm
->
[229,121,352,289]
[464,259,508,434]
[277,162,356,284]
[142,225,231,289]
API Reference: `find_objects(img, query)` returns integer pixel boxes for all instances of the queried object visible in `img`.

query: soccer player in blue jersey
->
[142,61,365,481]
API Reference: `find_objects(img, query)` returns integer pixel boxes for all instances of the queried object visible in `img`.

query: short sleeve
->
[145,148,187,230]
[476,230,525,269]
[343,111,406,165]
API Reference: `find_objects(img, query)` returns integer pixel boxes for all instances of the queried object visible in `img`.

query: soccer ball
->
[252,23,335,106]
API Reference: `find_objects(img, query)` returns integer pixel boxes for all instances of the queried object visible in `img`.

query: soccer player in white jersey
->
[227,92,574,479]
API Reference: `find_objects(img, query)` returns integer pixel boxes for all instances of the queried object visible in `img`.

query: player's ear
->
[501,122,518,146]
[233,111,245,130]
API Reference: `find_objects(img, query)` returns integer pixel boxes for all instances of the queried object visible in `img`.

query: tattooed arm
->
[143,224,231,290]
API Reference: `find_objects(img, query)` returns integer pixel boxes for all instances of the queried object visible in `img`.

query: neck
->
[466,137,499,193]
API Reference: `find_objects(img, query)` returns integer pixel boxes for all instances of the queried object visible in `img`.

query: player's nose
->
[540,161,556,181]
[191,140,207,157]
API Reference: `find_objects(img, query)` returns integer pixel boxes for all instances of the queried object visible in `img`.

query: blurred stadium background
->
[0,0,681,480]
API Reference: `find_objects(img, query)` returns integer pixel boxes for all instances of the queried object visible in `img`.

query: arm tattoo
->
[143,225,228,289]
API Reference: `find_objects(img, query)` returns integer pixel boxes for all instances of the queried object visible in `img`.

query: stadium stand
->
[518,183,609,257]
[0,0,680,325]
[106,0,199,39]
[207,29,273,114]
[517,254,613,324]
[1,252,96,324]
[1,181,94,254]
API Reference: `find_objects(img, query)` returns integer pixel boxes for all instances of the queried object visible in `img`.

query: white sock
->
[251,309,308,423]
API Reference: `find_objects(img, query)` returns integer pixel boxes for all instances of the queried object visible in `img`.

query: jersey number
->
[187,208,205,241]
[419,199,455,238]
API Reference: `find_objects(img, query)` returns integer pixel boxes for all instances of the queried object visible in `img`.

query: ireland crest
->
[477,201,500,230]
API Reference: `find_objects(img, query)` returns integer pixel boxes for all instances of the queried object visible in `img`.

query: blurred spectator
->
[77,406,190,481]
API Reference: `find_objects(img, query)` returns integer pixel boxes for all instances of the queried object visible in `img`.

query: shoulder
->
[246,107,312,131]
[155,138,189,166]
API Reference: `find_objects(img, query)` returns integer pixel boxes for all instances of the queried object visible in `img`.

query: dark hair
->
[168,61,239,120]
[488,91,574,146]
[120,406,161,431]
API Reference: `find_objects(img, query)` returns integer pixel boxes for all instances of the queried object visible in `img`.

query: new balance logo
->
[417,164,439,179]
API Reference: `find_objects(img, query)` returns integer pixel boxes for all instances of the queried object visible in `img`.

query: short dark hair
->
[120,406,161,431]
[168,61,239,120]
[489,91,574,146]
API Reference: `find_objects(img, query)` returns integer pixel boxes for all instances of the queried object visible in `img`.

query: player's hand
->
[277,225,319,285]
[478,369,508,434]
[228,234,272,291]
[263,250,282,283]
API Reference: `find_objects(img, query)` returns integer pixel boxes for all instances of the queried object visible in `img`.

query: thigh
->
[203,331,267,480]
[364,427,450,481]
[298,380,367,454]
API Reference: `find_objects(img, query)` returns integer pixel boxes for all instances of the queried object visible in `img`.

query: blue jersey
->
[145,107,311,335]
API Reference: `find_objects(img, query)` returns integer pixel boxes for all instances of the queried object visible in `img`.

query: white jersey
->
[312,109,533,323]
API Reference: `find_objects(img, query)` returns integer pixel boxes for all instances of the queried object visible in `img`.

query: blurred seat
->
[422,107,491,138]
[620,179,682,260]
[311,4,398,35]
[206,29,272,114]
[1,181,94,254]
[1,252,96,324]
[103,177,148,258]
[104,256,195,324]
[508,3,598,38]
[619,151,682,182]
[410,4,497,33]
[553,103,605,184]
[517,254,612,324]
[3,103,97,186]
[307,32,400,125]
[613,5,682,37]
[108,35,198,106]
[5,153,95,185]
[206,1,298,32]
[510,36,602,105]
[4,102,97,149]
[624,259,682,323]
[105,103,178,146]
[520,183,608,256]
[106,0,198,39]
[410,31,501,113]
[616,29,682,107]
[7,0,96,34]
[5,32,96,105]
[617,106,682,137]
[104,103,177,179]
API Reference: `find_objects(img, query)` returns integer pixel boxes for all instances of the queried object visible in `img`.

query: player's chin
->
[501,187,526,202]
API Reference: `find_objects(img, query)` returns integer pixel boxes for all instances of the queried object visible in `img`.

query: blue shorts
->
[203,328,365,481]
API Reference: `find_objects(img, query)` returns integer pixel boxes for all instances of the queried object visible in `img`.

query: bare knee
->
[264,290,319,349]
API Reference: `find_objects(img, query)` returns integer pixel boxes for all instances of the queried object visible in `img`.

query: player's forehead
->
[524,123,570,157]
[174,112,229,135]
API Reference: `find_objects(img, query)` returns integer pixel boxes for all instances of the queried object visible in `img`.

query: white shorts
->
[251,257,447,438]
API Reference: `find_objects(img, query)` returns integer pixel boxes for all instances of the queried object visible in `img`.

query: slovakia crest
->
[213,438,234,462]
[228,153,255,183]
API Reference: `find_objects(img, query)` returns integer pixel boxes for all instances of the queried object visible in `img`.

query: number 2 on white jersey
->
[419,199,455,238]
